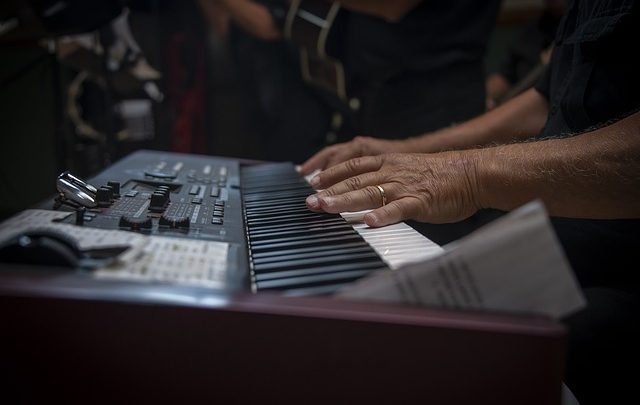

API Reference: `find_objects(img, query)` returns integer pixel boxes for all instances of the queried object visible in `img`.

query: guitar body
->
[284,0,347,101]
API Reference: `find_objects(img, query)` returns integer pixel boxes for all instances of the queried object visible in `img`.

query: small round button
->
[349,98,361,111]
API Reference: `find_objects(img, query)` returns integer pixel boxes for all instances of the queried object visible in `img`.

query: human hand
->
[298,136,413,176]
[305,152,482,227]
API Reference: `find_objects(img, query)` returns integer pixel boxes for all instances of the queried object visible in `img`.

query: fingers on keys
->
[299,147,334,176]
[309,156,382,189]
[307,185,387,213]
[364,198,422,228]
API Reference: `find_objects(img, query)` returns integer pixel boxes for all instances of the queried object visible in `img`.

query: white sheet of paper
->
[337,201,586,319]
[95,236,229,288]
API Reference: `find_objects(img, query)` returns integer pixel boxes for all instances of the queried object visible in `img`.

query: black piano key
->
[254,261,386,282]
[248,229,358,248]
[246,213,337,227]
[248,218,346,235]
[245,207,314,220]
[249,224,354,242]
[245,202,306,214]
[252,252,382,272]
[280,283,353,297]
[252,247,377,267]
[243,190,311,203]
[255,269,383,291]
[251,242,370,260]
[243,183,309,194]
[250,234,366,253]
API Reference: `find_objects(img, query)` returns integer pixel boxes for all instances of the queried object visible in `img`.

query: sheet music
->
[338,201,586,319]
[95,236,229,288]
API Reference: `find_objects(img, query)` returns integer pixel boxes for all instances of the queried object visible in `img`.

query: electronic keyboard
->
[2,149,441,296]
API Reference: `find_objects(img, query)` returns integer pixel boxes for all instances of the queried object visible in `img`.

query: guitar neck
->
[285,0,347,101]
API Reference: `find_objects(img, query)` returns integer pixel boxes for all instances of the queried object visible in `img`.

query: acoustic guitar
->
[284,0,347,101]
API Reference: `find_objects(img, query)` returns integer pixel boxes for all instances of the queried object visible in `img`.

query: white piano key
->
[340,210,443,269]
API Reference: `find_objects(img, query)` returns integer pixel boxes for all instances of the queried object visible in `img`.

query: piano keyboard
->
[241,163,442,296]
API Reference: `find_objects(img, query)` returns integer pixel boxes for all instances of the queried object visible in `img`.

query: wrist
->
[474,145,539,212]
[471,148,502,211]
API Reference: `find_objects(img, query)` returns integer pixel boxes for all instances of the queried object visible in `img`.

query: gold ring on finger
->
[376,185,387,207]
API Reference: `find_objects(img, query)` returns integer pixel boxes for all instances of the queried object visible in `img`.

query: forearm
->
[215,0,281,40]
[331,0,422,22]
[408,88,549,153]
[474,110,640,219]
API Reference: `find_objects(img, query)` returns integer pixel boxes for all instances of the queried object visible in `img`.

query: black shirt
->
[531,0,640,287]
[336,1,502,138]
[536,0,640,138]
[340,2,501,84]
[266,0,501,139]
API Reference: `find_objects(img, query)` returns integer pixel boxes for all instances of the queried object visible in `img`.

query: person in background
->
[200,0,501,162]
[301,1,640,403]
[485,0,565,109]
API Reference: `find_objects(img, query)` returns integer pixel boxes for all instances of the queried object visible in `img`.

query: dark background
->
[0,0,544,220]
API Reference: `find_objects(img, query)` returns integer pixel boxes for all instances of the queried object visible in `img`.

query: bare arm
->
[407,87,550,152]
[300,87,549,174]
[333,0,423,22]
[307,110,640,226]
[476,110,640,219]
[213,0,281,40]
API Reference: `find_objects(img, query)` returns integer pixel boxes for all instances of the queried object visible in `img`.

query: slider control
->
[149,187,171,213]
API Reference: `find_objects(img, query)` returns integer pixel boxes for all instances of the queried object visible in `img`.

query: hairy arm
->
[476,110,640,219]
[307,110,640,226]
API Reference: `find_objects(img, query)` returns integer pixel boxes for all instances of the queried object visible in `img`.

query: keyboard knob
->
[159,215,190,229]
[119,215,152,231]
[107,181,121,198]
[149,192,169,212]
[96,186,113,207]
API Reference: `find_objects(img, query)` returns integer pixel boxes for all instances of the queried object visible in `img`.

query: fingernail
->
[306,195,319,209]
[321,196,335,208]
[309,176,320,187]
[364,212,379,227]
[294,165,302,173]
